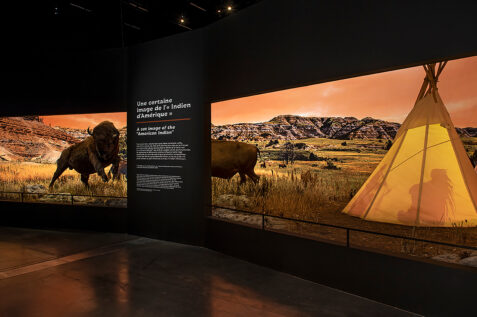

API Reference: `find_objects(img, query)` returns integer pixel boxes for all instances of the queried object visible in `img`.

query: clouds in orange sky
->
[40,112,127,130]
[212,56,477,128]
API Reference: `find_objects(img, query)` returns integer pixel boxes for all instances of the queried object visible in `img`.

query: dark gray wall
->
[0,48,128,232]
[0,48,127,116]
[206,219,477,316]
[205,0,477,315]
[208,0,477,102]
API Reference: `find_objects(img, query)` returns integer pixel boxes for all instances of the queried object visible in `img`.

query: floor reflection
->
[207,275,308,317]
[0,227,417,316]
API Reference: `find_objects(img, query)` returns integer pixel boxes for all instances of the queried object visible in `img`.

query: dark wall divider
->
[206,218,477,316]
[127,30,209,245]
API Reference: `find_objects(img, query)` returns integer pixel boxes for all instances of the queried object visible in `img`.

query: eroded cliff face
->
[211,114,477,142]
[211,115,400,141]
[0,116,82,162]
[456,127,477,137]
[0,116,128,164]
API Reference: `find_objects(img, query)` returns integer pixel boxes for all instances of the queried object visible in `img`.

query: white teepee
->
[343,62,477,227]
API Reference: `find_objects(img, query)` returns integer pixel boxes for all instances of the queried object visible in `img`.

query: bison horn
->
[87,127,93,135]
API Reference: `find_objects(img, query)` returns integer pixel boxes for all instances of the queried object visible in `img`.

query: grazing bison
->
[49,121,121,188]
[211,140,259,184]
[278,163,287,168]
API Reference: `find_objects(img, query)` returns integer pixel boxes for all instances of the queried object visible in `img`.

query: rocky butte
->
[0,116,81,162]
[211,115,477,141]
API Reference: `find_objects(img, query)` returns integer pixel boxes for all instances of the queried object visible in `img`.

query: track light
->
[190,2,206,12]
[70,3,92,13]
[128,2,149,13]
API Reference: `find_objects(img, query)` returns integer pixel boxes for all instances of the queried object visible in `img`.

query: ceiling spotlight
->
[178,17,192,30]
[227,6,232,11]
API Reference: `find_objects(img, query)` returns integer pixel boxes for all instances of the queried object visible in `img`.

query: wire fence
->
[209,204,477,253]
[0,191,127,207]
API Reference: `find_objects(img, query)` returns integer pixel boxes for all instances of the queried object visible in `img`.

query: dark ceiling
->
[5,0,262,51]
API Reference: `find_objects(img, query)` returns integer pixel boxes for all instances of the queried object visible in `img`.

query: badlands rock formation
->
[211,115,477,141]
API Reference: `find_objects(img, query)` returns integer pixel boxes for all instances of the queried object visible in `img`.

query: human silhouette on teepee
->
[343,61,477,227]
[397,169,455,225]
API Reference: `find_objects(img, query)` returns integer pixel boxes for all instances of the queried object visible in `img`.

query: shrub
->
[323,160,340,170]
[309,152,318,161]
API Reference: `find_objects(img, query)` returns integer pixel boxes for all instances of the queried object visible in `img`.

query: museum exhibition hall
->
[0,1,476,316]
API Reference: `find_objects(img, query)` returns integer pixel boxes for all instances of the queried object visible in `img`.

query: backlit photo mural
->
[0,112,127,207]
[211,56,477,265]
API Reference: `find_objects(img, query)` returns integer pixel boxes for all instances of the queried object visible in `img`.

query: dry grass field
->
[211,137,477,263]
[212,137,389,219]
[0,162,127,206]
[212,166,366,221]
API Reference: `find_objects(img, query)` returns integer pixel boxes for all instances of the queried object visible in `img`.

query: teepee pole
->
[361,130,408,220]
[415,76,429,104]
[416,61,446,104]
[423,64,438,102]
[429,64,438,90]
[436,61,447,78]
[415,120,430,226]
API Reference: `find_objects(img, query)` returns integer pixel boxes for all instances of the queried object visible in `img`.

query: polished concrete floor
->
[0,227,420,317]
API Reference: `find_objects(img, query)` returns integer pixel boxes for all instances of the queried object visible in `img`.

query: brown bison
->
[49,121,121,188]
[211,140,259,184]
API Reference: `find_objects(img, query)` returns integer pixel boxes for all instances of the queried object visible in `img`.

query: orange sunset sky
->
[212,56,477,128]
[40,112,127,130]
